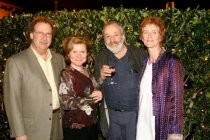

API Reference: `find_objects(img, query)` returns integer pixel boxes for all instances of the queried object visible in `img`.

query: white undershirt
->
[136,62,155,140]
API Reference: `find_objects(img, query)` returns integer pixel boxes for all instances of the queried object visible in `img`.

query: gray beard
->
[106,42,124,54]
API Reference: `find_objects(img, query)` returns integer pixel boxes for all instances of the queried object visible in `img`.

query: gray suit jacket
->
[3,47,65,140]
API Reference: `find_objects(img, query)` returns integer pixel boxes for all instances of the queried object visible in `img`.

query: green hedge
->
[0,7,210,139]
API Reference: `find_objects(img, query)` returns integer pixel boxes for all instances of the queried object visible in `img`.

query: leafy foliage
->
[0,7,209,139]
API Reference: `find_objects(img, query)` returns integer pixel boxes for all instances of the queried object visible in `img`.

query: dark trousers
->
[63,124,99,140]
[107,109,137,140]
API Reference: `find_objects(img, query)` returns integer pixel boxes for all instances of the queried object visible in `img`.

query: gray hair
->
[102,21,129,45]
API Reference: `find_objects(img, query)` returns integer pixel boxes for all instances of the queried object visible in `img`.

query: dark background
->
[1,0,209,13]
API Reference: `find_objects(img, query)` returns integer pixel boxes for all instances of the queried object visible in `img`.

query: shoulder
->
[5,49,32,74]
[128,46,148,58]
[161,52,184,67]
[95,48,111,63]
[96,48,110,57]
[60,66,73,75]
[128,45,145,51]
[164,52,181,61]
[51,50,63,58]
[60,67,68,78]
[6,48,29,63]
[51,50,65,64]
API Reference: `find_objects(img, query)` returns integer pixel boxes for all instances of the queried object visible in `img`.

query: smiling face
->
[68,43,87,68]
[63,36,90,65]
[30,22,53,54]
[139,17,166,50]
[140,24,162,49]
[103,23,125,54]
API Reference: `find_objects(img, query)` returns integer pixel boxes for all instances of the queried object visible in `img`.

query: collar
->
[30,46,52,61]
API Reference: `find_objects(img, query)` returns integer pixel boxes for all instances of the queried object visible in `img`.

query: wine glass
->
[107,66,117,85]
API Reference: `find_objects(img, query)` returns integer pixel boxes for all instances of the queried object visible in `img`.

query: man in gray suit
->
[3,16,65,140]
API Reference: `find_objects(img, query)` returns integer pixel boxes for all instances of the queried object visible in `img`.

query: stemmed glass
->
[107,66,117,85]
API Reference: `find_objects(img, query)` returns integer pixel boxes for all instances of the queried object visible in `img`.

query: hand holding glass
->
[108,66,117,85]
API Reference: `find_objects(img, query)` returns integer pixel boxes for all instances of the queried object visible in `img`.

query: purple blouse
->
[139,51,184,140]
[59,66,98,129]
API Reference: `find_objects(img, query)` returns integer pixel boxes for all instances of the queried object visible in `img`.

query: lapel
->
[51,52,60,89]
[26,47,51,88]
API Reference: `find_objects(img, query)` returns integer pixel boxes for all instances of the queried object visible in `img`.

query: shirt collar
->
[30,46,52,61]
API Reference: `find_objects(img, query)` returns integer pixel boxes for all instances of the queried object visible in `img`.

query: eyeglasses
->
[33,31,52,38]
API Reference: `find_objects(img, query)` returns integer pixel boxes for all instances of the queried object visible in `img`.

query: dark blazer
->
[3,47,65,140]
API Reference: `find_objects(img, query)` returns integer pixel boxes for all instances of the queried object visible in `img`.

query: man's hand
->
[99,65,115,84]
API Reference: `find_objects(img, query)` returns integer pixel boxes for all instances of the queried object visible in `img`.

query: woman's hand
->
[89,90,103,103]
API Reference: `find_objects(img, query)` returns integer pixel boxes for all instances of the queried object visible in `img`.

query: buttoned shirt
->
[31,46,60,110]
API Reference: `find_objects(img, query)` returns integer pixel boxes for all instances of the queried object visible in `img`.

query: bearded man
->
[95,21,147,140]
